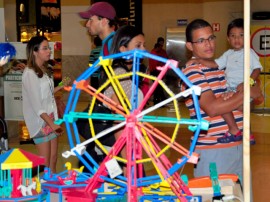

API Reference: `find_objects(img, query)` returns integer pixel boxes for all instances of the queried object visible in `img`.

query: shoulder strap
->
[102,33,114,56]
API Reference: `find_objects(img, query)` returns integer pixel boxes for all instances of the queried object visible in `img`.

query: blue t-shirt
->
[101,32,115,56]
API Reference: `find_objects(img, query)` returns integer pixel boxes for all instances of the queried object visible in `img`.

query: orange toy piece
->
[188,174,238,188]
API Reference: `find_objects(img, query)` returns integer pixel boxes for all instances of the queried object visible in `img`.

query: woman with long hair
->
[22,36,66,173]
[104,25,146,174]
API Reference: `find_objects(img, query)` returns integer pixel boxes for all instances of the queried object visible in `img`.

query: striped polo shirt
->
[182,64,243,149]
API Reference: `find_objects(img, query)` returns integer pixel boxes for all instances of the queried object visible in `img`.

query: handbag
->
[76,102,115,146]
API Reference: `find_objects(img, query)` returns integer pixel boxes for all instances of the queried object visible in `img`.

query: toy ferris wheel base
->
[58,49,208,202]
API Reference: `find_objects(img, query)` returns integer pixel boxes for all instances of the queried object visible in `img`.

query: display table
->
[48,181,243,202]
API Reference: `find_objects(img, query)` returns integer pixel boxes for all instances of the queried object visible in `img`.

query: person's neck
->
[36,59,46,72]
[36,59,43,69]
[99,27,114,40]
[233,47,243,51]
[192,56,212,61]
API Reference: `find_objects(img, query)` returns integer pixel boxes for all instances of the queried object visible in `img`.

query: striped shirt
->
[182,64,243,149]
[89,46,102,65]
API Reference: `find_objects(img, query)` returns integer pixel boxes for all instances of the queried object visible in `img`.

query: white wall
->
[61,5,92,56]
[0,7,5,42]
[203,1,243,57]
[143,3,203,52]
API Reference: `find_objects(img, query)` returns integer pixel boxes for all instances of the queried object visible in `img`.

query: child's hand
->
[221,91,235,100]
[59,76,71,87]
[236,83,244,93]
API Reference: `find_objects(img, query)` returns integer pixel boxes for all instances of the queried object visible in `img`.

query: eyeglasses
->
[40,46,51,51]
[191,35,216,45]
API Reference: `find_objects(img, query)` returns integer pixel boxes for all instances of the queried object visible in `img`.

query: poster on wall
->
[4,74,24,121]
[251,25,270,72]
[251,25,270,109]
[41,0,61,32]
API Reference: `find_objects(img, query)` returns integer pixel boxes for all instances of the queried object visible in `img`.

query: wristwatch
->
[250,78,256,86]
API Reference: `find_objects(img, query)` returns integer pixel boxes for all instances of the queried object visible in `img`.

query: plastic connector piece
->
[62,145,86,158]
[192,85,202,96]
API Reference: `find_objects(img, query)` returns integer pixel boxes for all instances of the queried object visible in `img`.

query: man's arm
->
[200,84,261,117]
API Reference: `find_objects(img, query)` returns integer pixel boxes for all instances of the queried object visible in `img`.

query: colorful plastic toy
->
[0,43,16,154]
[209,162,222,197]
[0,148,48,201]
[54,49,209,201]
[0,42,16,66]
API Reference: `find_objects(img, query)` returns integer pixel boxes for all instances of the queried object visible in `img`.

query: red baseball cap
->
[79,2,116,20]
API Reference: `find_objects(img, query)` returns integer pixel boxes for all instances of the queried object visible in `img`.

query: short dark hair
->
[227,18,243,36]
[157,37,164,43]
[154,43,161,49]
[97,16,118,30]
[186,19,212,42]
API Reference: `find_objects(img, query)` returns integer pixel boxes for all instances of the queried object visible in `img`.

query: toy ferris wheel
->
[58,49,209,201]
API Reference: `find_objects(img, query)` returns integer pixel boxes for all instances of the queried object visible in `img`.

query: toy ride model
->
[0,148,48,201]
[58,49,209,201]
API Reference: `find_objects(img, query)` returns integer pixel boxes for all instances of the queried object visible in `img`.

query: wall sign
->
[177,19,188,26]
[212,23,220,32]
[93,0,142,32]
[4,74,24,121]
[251,27,270,57]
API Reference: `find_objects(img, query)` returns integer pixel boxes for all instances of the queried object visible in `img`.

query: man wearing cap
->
[78,2,117,172]
[79,1,117,56]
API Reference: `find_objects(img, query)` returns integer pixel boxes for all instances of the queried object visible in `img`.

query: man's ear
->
[102,18,109,25]
[186,42,193,52]
[119,46,127,53]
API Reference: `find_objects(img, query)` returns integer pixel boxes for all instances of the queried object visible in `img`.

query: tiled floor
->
[8,101,270,202]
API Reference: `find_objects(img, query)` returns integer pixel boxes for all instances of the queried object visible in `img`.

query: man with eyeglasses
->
[186,18,262,146]
[181,19,261,182]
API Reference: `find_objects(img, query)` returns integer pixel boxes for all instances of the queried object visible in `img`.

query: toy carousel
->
[0,148,48,201]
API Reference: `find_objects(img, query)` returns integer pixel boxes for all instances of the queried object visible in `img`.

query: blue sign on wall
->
[177,19,188,26]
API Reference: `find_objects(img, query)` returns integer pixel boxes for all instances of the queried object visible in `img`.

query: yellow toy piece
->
[35,177,41,194]
[2,149,32,169]
[64,162,84,174]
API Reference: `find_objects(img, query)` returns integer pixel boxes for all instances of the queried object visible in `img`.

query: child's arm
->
[250,68,261,80]
[237,68,261,93]
[54,76,71,94]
